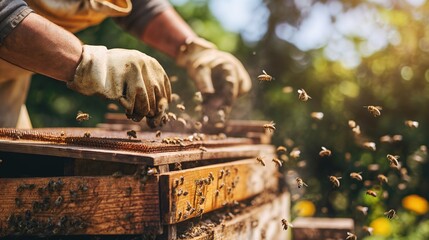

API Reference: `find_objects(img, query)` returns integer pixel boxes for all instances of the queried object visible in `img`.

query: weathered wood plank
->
[0,141,266,166]
[291,217,354,240]
[159,157,278,225]
[0,175,160,236]
[181,192,290,240]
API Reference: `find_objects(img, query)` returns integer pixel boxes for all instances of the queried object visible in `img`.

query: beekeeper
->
[0,0,251,128]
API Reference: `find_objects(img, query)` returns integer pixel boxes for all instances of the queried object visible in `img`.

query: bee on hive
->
[257,70,273,82]
[126,130,137,139]
[363,105,382,117]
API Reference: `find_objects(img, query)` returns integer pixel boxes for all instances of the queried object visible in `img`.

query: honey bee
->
[392,135,403,142]
[363,142,376,151]
[310,112,324,120]
[167,112,177,121]
[176,104,186,111]
[186,201,192,212]
[379,135,392,143]
[404,120,419,128]
[329,176,342,188]
[256,156,266,166]
[277,146,287,153]
[76,111,90,122]
[281,219,293,230]
[257,70,273,82]
[386,154,399,167]
[384,209,396,219]
[83,131,91,138]
[362,226,373,235]
[171,93,181,102]
[194,91,203,103]
[107,103,119,111]
[366,190,377,197]
[295,177,308,188]
[377,174,388,184]
[350,172,363,181]
[356,205,368,215]
[194,121,203,131]
[147,167,158,176]
[177,117,187,127]
[346,232,357,240]
[263,121,276,133]
[348,120,357,128]
[199,146,208,152]
[352,125,361,135]
[319,147,332,157]
[155,130,162,138]
[297,89,312,101]
[290,148,301,159]
[364,105,382,117]
[272,158,283,167]
[126,130,137,139]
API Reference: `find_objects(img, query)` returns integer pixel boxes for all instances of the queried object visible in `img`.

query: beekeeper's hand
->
[176,38,251,125]
[68,45,171,127]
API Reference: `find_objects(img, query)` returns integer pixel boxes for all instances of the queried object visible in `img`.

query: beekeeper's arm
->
[0,1,171,125]
[115,1,252,125]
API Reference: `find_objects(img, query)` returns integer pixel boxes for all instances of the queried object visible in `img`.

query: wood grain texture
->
[160,156,278,225]
[0,176,160,236]
[182,192,290,240]
[292,217,354,240]
[0,140,263,166]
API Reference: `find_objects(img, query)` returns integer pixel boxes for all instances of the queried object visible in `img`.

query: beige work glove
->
[68,45,171,127]
[176,38,252,129]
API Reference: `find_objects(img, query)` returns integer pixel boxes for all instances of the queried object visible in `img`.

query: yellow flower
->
[370,217,392,236]
[294,200,316,217]
[402,194,429,215]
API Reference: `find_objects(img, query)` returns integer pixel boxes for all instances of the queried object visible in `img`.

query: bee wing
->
[303,182,308,187]
[262,70,267,75]
[337,177,342,179]
[288,223,294,228]
[376,106,383,110]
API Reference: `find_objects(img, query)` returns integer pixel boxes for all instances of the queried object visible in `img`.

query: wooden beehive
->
[0,122,289,239]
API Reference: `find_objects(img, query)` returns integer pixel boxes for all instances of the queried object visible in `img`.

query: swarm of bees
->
[257,70,273,82]
[297,89,311,101]
[364,105,382,117]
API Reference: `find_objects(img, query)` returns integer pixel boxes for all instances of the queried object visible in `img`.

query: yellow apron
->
[26,0,132,32]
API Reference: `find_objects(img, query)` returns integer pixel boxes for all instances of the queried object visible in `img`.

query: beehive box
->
[0,124,289,239]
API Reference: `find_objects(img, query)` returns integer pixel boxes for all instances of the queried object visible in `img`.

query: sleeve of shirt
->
[114,0,171,38]
[0,0,33,45]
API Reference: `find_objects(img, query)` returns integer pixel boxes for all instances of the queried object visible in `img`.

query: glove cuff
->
[175,37,217,68]
[68,45,108,96]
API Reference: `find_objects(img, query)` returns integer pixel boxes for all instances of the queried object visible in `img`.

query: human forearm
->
[141,7,196,58]
[0,12,82,81]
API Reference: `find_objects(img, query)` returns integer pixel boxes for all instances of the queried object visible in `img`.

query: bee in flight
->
[386,154,399,167]
[404,120,419,128]
[281,219,293,230]
[256,156,266,166]
[272,158,283,167]
[263,121,276,133]
[76,111,90,122]
[295,177,308,188]
[384,209,397,219]
[257,70,273,82]
[329,176,342,188]
[346,232,357,240]
[297,89,312,101]
[319,146,332,157]
[377,174,388,185]
[350,172,363,181]
[366,190,377,197]
[363,105,382,117]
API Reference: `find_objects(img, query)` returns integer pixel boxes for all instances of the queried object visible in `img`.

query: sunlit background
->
[27,0,429,239]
